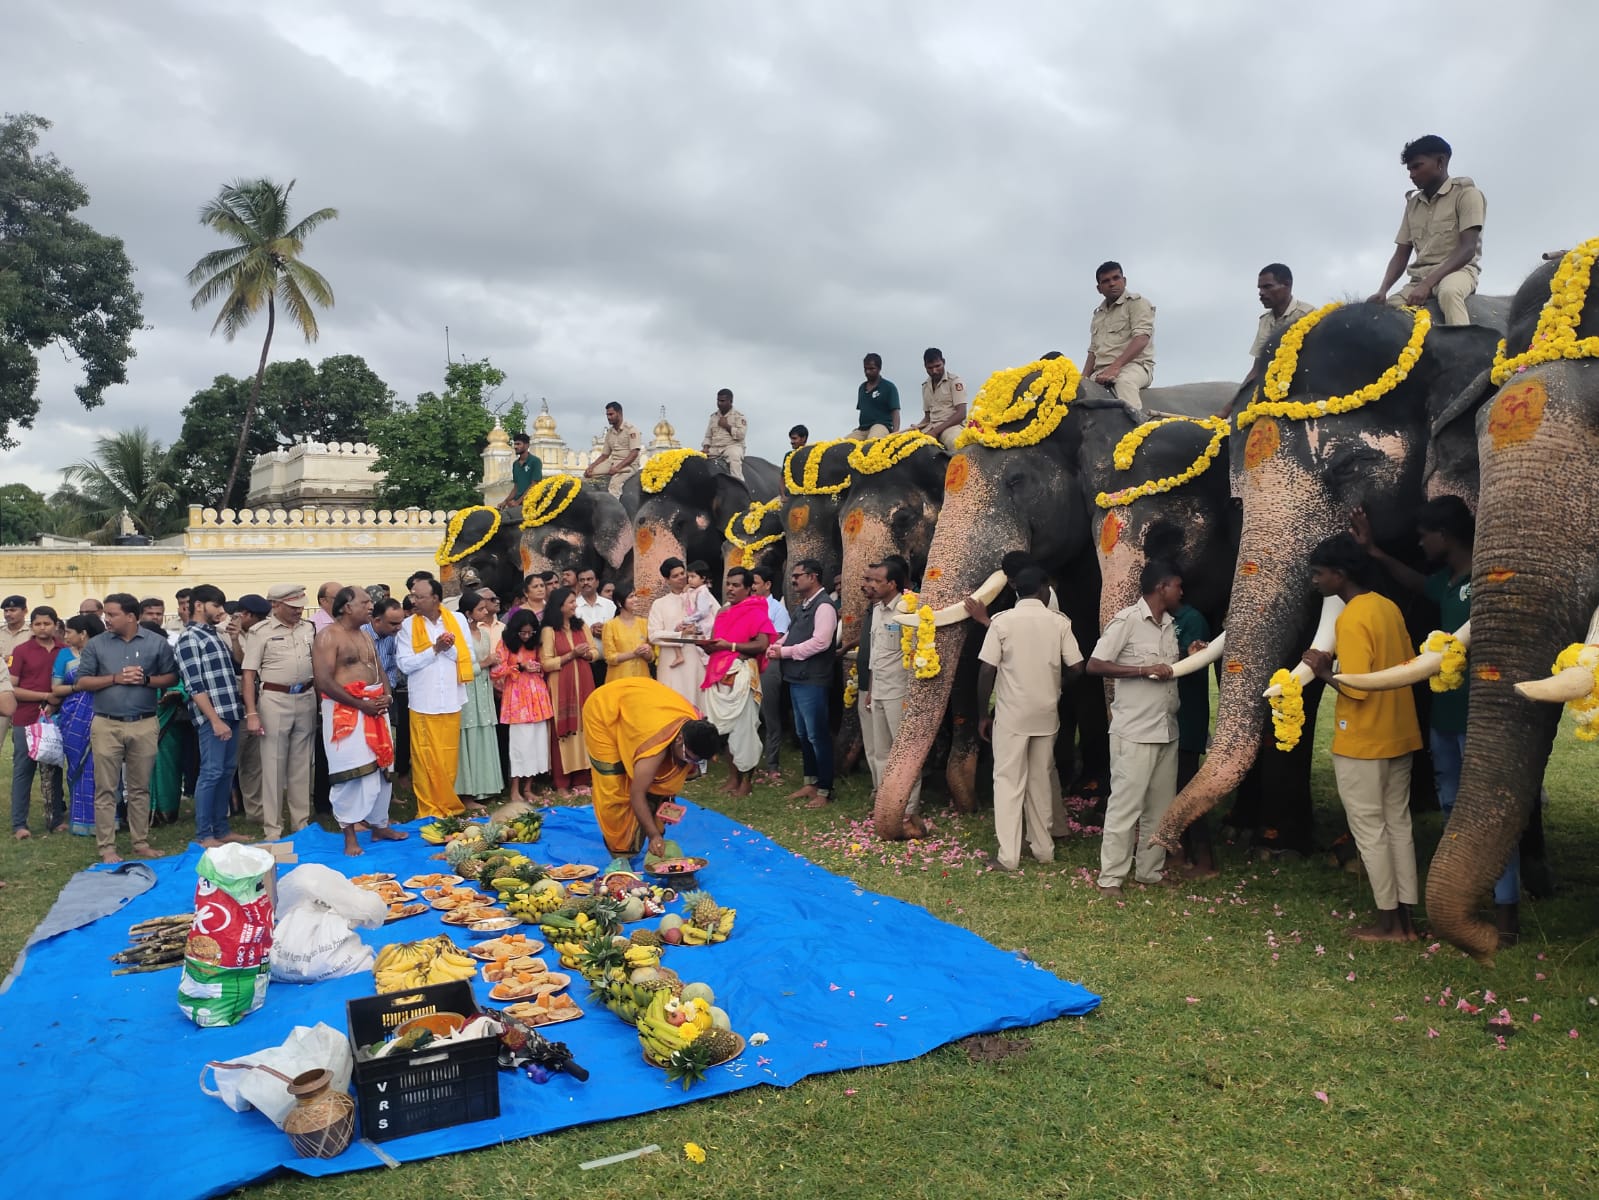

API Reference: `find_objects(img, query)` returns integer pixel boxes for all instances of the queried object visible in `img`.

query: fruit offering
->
[547,863,600,882]
[501,993,582,1027]
[372,935,480,993]
[499,810,545,844]
[636,986,743,1089]
[674,889,737,945]
[505,879,568,921]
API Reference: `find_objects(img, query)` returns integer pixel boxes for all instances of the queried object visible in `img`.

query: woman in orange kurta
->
[582,676,722,855]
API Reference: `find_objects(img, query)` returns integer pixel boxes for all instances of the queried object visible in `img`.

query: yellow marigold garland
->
[1095,415,1230,509]
[640,447,706,494]
[1267,668,1305,751]
[1421,629,1467,693]
[1491,236,1599,385]
[897,591,940,680]
[955,356,1081,451]
[436,505,501,566]
[783,438,855,496]
[1238,304,1431,428]
[843,661,858,709]
[723,498,784,568]
[520,475,582,529]
[847,430,940,474]
[1550,643,1599,741]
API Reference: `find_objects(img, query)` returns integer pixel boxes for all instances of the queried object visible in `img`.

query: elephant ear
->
[1427,325,1505,436]
[589,491,635,570]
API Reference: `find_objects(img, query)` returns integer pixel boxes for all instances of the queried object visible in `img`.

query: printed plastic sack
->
[200,1022,354,1129]
[178,843,276,1027]
[270,863,386,983]
[25,719,64,766]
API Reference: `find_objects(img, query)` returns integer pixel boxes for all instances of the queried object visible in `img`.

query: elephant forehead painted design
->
[944,454,970,494]
[1099,510,1122,555]
[842,510,864,539]
[1243,417,1281,469]
[1487,377,1548,449]
[635,525,655,553]
[788,503,810,532]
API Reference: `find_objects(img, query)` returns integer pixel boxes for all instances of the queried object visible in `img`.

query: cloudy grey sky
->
[6,0,1589,496]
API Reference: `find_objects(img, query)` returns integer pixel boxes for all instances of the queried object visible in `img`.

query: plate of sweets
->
[441,905,502,926]
[349,872,397,888]
[403,872,464,889]
[469,933,547,961]
[546,863,600,882]
[502,993,584,1027]
[488,970,573,1001]
[384,901,428,923]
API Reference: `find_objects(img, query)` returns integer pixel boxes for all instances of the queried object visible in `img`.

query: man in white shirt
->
[395,575,476,818]
[575,567,617,685]
[752,566,789,773]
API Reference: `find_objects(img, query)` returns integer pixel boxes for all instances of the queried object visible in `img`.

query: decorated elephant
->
[870,357,1237,839]
[1152,302,1502,858]
[720,496,786,585]
[435,477,633,606]
[777,439,858,594]
[626,449,782,606]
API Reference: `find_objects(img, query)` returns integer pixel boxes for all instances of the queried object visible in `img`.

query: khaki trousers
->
[90,715,157,854]
[1108,362,1153,412]
[865,695,920,815]
[1331,752,1418,909]
[1391,269,1476,326]
[936,425,961,451]
[607,468,635,498]
[1099,734,1178,886]
[991,726,1056,871]
[259,689,316,840]
[236,721,263,823]
[848,424,891,441]
[711,445,745,480]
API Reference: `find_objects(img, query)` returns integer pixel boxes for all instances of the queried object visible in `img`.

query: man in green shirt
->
[506,432,543,507]
[851,353,900,440]
[1170,599,1215,877]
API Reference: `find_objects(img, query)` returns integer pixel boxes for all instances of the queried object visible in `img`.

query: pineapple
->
[629,928,663,948]
[513,861,548,886]
[697,1027,742,1065]
[443,840,480,868]
[588,895,628,935]
[664,1040,715,1091]
[680,889,721,930]
[576,930,624,984]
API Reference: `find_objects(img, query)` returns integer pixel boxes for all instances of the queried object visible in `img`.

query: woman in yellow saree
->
[582,677,722,855]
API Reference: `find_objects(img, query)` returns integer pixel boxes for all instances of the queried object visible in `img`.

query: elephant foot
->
[900,814,927,840]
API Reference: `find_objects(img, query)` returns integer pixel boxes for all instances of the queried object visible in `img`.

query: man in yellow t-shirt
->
[1300,534,1422,944]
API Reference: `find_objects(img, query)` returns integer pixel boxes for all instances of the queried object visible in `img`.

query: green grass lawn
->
[2,704,1595,1200]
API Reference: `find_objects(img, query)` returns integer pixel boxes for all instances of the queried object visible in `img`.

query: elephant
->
[777,439,858,594]
[870,360,1238,839]
[1152,303,1502,858]
[720,496,786,587]
[626,452,782,606]
[440,481,634,606]
[1403,251,1599,960]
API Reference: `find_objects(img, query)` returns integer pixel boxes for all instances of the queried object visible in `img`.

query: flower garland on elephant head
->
[1267,668,1305,751]
[1421,629,1468,692]
[436,504,501,567]
[896,590,940,680]
[640,447,706,494]
[519,475,583,530]
[723,498,784,568]
[1490,236,1599,385]
[1095,415,1231,509]
[782,438,855,496]
[1237,303,1432,428]
[1548,643,1599,741]
[955,356,1082,451]
[846,429,940,475]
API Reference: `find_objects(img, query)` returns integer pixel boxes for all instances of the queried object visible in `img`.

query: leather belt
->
[94,712,154,723]
[260,681,313,694]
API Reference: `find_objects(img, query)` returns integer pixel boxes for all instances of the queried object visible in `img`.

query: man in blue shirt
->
[851,353,900,440]
[175,584,247,847]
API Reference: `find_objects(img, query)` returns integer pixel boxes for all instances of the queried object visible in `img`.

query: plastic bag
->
[200,1022,354,1129]
[178,843,275,1027]
[25,719,64,766]
[270,864,386,983]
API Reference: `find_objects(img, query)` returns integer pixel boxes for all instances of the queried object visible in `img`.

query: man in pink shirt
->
[765,558,838,807]
[310,582,340,633]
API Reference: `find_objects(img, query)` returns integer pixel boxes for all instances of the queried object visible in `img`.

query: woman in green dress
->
[454,590,506,804]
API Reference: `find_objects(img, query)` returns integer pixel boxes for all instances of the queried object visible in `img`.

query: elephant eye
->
[889,505,916,536]
[542,537,572,559]
[1002,468,1028,494]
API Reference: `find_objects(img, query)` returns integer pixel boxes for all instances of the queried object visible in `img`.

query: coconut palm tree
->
[186,178,338,504]
[58,427,182,540]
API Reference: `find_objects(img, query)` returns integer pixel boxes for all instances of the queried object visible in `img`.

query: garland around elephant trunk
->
[897,591,940,680]
[1267,669,1305,751]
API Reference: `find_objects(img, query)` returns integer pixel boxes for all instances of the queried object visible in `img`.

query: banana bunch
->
[373,936,479,993]
[624,942,662,971]
[502,811,544,843]
[679,907,737,945]
[541,907,603,968]
[504,883,567,921]
[636,988,714,1064]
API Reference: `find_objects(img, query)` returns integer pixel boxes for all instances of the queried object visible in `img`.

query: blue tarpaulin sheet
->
[0,802,1099,1198]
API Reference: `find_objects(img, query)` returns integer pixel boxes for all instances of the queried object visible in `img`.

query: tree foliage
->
[169,354,394,509]
[0,482,52,545]
[369,358,524,510]
[0,112,145,450]
[58,426,184,540]
[186,177,337,503]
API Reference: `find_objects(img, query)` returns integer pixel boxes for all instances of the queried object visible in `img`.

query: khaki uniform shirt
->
[1091,597,1179,743]
[241,613,315,686]
[978,598,1085,738]
[920,374,967,427]
[601,422,642,471]
[0,623,28,665]
[1088,293,1156,371]
[701,408,748,454]
[1397,175,1485,277]
[1249,296,1318,358]
[866,601,910,703]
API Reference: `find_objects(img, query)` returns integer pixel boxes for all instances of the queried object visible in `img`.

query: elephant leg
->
[1252,678,1326,857]
[1519,790,1554,899]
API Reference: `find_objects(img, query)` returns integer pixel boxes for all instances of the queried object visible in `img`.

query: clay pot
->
[281,1068,355,1159]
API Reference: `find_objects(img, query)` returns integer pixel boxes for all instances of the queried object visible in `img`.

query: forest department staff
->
[915,348,967,451]
[701,388,748,480]
[1369,133,1485,326]
[1083,260,1156,414]
[585,401,642,497]
[241,582,317,841]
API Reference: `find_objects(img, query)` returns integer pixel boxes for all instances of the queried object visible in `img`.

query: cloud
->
[4,0,1592,494]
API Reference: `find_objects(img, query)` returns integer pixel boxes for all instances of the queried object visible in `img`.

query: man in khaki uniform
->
[857,559,920,829]
[241,583,317,840]
[1088,560,1184,896]
[1241,263,1318,389]
[701,388,748,480]
[584,401,642,497]
[1369,134,1485,326]
[1083,261,1156,413]
[976,567,1085,873]
[914,348,967,451]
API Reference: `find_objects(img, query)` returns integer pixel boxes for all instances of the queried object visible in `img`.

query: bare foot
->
[221,833,254,844]
[1350,924,1409,943]
[13,828,30,840]
[370,826,409,842]
[343,829,364,856]
[134,844,163,859]
[1180,862,1221,881]
[100,851,123,864]
[463,803,488,815]
[199,837,223,849]
[787,785,819,802]
[1097,884,1124,898]
[803,795,832,809]
[50,824,68,835]
[729,780,753,798]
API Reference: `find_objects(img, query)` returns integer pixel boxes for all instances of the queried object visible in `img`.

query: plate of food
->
[384,901,428,923]
[546,863,599,882]
[403,872,464,890]
[370,883,417,904]
[643,857,709,888]
[488,972,572,1001]
[565,880,594,896]
[428,892,487,911]
[441,906,502,926]
[466,915,524,938]
[483,954,549,982]
[502,994,584,1027]
[349,872,397,887]
[469,934,546,961]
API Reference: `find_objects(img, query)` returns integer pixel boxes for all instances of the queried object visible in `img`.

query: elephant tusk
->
[1514,606,1599,702]
[1171,631,1225,678]
[1334,621,1472,691]
[929,570,1010,627]
[1263,596,1347,698]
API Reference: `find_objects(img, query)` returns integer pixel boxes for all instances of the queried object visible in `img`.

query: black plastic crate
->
[346,981,501,1142]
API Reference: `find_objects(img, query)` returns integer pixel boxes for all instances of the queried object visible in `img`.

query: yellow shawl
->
[411,607,474,683]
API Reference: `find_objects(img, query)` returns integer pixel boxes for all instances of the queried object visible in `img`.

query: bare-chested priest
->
[313,586,409,856]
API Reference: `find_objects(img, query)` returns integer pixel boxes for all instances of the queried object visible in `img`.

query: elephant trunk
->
[631,517,686,609]
[837,507,898,651]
